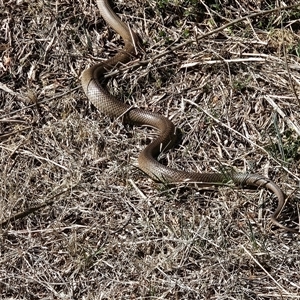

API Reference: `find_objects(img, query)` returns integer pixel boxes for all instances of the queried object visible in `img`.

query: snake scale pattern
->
[81,0,298,233]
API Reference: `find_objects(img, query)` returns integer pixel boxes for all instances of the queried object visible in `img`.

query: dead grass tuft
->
[1,0,300,298]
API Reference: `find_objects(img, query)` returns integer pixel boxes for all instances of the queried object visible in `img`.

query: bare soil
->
[1,0,300,299]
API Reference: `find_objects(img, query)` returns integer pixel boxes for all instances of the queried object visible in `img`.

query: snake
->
[81,0,298,233]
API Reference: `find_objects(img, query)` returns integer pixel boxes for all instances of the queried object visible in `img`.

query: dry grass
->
[1,0,300,299]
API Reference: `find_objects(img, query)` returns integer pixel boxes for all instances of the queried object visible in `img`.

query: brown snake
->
[81,0,299,233]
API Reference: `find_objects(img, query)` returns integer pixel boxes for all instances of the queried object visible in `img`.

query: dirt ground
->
[1,0,300,299]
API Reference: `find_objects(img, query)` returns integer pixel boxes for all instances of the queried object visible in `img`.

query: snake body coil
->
[81,0,298,233]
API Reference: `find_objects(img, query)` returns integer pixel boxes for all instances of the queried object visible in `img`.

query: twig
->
[0,86,80,119]
[0,82,28,102]
[142,3,300,64]
[0,145,69,171]
[184,98,300,182]
[0,187,73,227]
[180,57,266,69]
[265,96,300,136]
[241,245,295,296]
[0,126,31,141]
